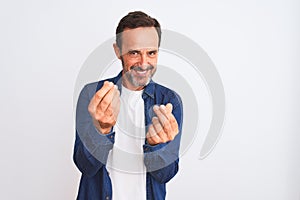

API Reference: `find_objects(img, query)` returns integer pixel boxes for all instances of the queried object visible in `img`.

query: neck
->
[122,78,145,91]
[121,71,146,91]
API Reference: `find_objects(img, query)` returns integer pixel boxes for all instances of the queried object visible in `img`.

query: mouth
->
[130,66,154,77]
[134,69,148,75]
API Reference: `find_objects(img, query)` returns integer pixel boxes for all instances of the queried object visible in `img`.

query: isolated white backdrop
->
[0,0,299,199]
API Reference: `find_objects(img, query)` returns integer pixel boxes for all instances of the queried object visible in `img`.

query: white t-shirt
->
[106,85,146,200]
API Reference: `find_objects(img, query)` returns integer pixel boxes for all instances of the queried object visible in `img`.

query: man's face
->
[115,27,159,90]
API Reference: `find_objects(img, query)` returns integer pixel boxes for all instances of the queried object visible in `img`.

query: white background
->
[0,0,299,199]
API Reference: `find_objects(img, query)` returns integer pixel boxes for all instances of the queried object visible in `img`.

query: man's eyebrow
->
[127,49,141,53]
[148,50,158,53]
[127,48,158,52]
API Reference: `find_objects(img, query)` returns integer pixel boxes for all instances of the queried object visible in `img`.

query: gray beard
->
[120,57,156,87]
[125,70,154,87]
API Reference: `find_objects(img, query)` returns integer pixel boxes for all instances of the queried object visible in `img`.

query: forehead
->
[121,27,159,50]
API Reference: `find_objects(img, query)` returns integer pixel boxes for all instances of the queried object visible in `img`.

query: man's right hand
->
[88,81,120,134]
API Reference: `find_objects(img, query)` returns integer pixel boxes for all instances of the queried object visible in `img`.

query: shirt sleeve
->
[73,83,115,177]
[143,92,183,183]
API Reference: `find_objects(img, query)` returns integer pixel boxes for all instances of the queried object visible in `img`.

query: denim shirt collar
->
[113,71,155,99]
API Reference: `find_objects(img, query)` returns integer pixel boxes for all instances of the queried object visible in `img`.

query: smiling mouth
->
[130,66,154,76]
[134,69,148,75]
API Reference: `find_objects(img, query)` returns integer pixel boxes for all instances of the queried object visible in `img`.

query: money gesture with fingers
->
[146,103,179,145]
[88,81,120,134]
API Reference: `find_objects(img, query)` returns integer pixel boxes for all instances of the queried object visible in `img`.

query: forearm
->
[144,93,183,183]
[143,133,181,183]
[74,83,115,177]
[73,126,115,177]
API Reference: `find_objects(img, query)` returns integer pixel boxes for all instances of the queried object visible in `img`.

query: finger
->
[95,81,114,103]
[99,85,117,112]
[169,114,179,135]
[115,97,121,116]
[153,105,169,126]
[147,125,161,145]
[166,103,173,114]
[152,117,163,133]
[164,104,179,139]
[159,105,174,139]
[152,117,168,143]
[111,86,120,108]
[111,88,120,119]
[146,132,154,145]
[164,103,179,133]
[89,81,114,113]
[146,132,158,145]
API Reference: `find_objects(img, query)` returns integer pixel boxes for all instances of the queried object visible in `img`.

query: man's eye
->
[129,51,138,56]
[148,51,157,56]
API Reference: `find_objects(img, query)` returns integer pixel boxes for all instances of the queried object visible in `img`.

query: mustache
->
[130,65,154,71]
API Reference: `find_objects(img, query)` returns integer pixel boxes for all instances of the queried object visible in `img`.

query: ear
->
[113,43,121,59]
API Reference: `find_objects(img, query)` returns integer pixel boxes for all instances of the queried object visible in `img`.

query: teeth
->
[136,70,147,74]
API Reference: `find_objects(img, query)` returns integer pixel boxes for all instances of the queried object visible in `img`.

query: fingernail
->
[114,85,118,89]
[153,105,159,111]
[152,117,158,122]
[160,105,166,110]
[108,82,113,86]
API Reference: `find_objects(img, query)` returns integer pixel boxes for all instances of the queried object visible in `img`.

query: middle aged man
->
[74,11,183,200]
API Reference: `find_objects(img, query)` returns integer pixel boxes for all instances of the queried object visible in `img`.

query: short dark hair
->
[116,11,161,49]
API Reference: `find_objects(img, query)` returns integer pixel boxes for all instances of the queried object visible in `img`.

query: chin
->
[132,77,151,87]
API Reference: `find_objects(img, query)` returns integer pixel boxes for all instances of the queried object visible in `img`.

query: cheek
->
[124,60,135,69]
[150,58,158,66]
[121,57,132,68]
[123,57,139,68]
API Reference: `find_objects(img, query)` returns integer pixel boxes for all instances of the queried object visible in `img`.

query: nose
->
[139,53,148,68]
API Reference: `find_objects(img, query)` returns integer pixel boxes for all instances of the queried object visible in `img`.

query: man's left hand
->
[146,103,179,145]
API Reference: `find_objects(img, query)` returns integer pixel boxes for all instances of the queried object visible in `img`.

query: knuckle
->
[88,106,93,114]
[152,117,157,123]
[163,127,169,133]
[94,115,101,121]
[105,117,113,124]
[106,107,113,114]
[170,118,176,124]
[111,120,117,126]
[96,93,103,99]
[101,99,109,107]
[164,121,170,128]
[162,137,168,143]
[166,119,171,125]
[153,138,159,144]
[100,116,107,123]
[95,109,103,116]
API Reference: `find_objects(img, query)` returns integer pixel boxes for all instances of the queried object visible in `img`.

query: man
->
[74,11,183,200]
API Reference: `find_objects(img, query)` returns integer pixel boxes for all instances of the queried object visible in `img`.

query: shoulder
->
[81,73,121,98]
[152,82,182,108]
[81,81,98,98]
[154,82,177,94]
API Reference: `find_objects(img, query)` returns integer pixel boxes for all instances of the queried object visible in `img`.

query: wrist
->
[99,127,112,134]
[92,119,112,134]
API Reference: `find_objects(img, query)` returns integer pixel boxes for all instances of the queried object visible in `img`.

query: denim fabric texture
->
[74,71,183,200]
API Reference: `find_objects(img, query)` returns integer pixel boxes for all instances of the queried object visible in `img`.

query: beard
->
[121,58,156,88]
[125,65,156,87]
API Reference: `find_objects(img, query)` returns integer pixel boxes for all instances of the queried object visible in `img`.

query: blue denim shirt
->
[74,71,183,200]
